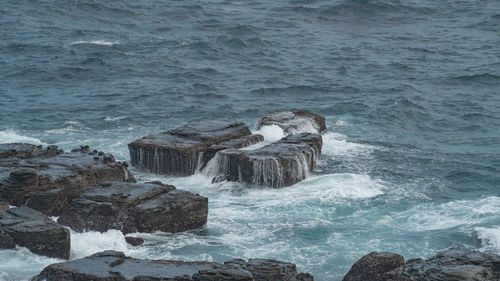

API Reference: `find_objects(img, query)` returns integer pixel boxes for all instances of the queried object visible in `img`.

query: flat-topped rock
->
[58,181,208,234]
[343,249,500,281]
[0,206,70,259]
[0,143,134,216]
[256,110,326,135]
[33,250,314,281]
[212,133,322,187]
[129,119,262,175]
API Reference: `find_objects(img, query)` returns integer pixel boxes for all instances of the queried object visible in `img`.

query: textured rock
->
[125,236,144,246]
[211,133,322,187]
[0,143,134,216]
[58,181,208,234]
[343,249,500,281]
[342,252,405,281]
[33,251,314,281]
[0,200,8,211]
[256,110,326,135]
[0,206,70,259]
[128,119,262,176]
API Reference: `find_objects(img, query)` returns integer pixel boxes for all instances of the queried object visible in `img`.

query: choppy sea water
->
[1,0,499,280]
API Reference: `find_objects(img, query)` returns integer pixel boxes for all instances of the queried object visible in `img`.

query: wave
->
[0,130,44,145]
[322,132,375,156]
[70,40,118,46]
[391,196,500,232]
[104,116,128,122]
[476,226,500,253]
[453,73,500,84]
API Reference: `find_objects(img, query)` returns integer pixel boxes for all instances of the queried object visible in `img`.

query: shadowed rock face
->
[128,119,261,176]
[0,144,134,216]
[58,181,208,234]
[255,110,327,135]
[0,206,70,259]
[211,133,322,188]
[343,249,500,281]
[33,251,314,281]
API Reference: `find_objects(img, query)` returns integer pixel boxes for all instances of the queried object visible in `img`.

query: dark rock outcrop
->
[58,181,208,234]
[33,250,313,281]
[0,206,70,259]
[343,249,500,281]
[211,133,322,187]
[125,236,144,246]
[342,252,405,281]
[0,200,8,211]
[0,143,134,216]
[255,110,327,135]
[129,119,263,176]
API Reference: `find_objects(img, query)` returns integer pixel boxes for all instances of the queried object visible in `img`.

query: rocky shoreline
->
[0,110,497,280]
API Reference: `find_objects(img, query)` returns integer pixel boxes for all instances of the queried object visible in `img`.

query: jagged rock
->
[0,206,70,259]
[128,119,262,176]
[0,200,8,211]
[211,133,322,187]
[343,249,500,281]
[58,181,208,234]
[291,273,315,281]
[0,229,15,249]
[125,236,144,246]
[256,110,327,135]
[33,251,314,281]
[0,143,134,216]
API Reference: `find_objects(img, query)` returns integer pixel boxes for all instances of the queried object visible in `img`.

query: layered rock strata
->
[129,119,262,175]
[343,249,500,281]
[0,206,70,259]
[33,250,314,281]
[58,181,208,234]
[0,143,134,216]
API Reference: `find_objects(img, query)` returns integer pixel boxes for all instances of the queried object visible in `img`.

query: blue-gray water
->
[1,0,499,280]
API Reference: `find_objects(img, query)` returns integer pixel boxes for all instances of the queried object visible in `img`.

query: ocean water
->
[1,0,499,280]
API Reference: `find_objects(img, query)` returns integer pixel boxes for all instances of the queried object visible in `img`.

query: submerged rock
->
[33,250,314,281]
[211,133,322,187]
[58,181,208,234]
[0,206,70,259]
[343,249,500,281]
[125,236,144,246]
[255,110,326,135]
[0,143,134,216]
[129,119,262,175]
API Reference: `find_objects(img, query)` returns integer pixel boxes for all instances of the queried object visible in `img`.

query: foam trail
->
[70,40,118,46]
[105,116,128,122]
[0,129,44,145]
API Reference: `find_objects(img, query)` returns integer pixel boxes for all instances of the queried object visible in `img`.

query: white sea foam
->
[476,226,500,253]
[0,129,44,145]
[70,40,118,46]
[0,247,61,281]
[70,229,129,259]
[322,132,375,156]
[393,196,500,232]
[105,116,128,122]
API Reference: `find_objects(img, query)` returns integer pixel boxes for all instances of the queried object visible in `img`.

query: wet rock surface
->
[33,250,313,281]
[125,236,144,246]
[343,249,500,281]
[256,110,327,135]
[0,206,70,259]
[0,143,134,216]
[58,181,208,234]
[213,133,322,187]
[128,119,259,176]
